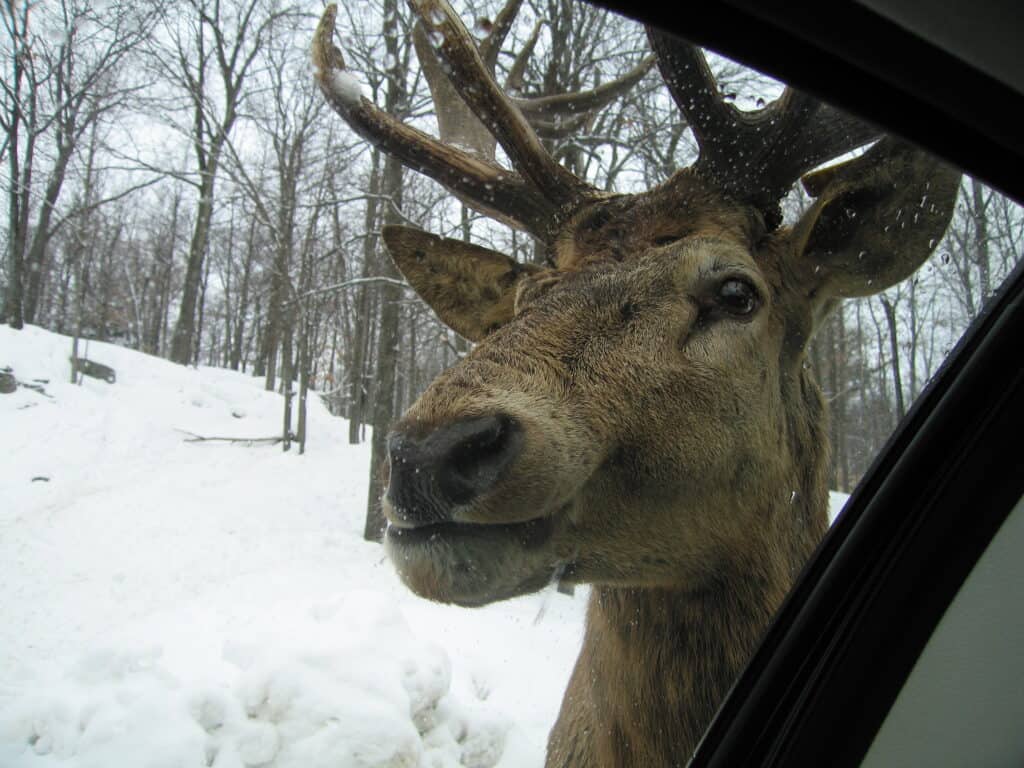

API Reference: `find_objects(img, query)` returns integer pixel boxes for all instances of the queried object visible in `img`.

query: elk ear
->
[383,225,543,342]
[791,138,960,310]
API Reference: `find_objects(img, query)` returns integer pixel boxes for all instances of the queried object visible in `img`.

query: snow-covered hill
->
[0,325,850,768]
[0,326,588,768]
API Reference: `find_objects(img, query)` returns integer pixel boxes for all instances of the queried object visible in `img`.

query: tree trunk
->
[298,319,310,454]
[2,12,30,330]
[231,215,257,370]
[972,178,992,304]
[364,0,407,540]
[364,150,405,541]
[23,140,75,323]
[264,220,293,392]
[834,305,850,490]
[282,322,294,451]
[348,149,382,443]
[880,296,906,420]
[170,165,219,364]
[194,247,212,366]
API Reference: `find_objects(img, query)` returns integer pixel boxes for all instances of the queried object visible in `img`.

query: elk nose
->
[386,415,522,523]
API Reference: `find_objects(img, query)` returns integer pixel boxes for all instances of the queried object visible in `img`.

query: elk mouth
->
[382,509,564,607]
[385,514,553,547]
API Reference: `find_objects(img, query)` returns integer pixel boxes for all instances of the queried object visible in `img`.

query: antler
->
[646,28,882,227]
[415,6,655,147]
[315,2,881,239]
[313,5,555,232]
[314,1,609,238]
[410,0,609,212]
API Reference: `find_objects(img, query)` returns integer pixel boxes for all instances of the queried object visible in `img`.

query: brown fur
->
[381,143,960,766]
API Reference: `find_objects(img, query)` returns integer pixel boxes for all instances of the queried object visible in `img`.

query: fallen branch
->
[18,381,54,398]
[175,429,291,446]
[2,367,54,398]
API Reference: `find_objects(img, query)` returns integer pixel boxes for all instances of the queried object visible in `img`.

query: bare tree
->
[1,0,154,328]
[154,0,293,364]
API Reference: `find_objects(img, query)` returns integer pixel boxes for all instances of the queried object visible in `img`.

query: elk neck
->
[585,564,785,761]
[550,374,831,767]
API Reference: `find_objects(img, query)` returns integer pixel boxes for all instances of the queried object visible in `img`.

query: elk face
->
[382,210,789,606]
[379,143,958,607]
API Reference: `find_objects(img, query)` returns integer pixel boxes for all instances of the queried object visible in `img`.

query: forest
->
[3,0,1021,532]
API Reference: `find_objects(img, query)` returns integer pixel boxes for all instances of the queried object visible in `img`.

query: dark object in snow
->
[31,476,50,483]
[72,358,116,384]
[3,366,53,398]
[18,381,52,398]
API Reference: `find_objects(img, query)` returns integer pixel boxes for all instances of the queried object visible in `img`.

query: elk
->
[312,2,960,765]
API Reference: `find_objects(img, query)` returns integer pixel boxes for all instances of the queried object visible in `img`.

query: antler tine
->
[531,113,590,141]
[409,0,596,211]
[647,28,882,226]
[766,102,883,197]
[645,31,737,152]
[313,4,552,233]
[505,17,545,93]
[517,55,656,120]
[478,0,523,70]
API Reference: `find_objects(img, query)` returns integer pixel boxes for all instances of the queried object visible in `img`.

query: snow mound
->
[0,600,506,768]
[1,325,588,768]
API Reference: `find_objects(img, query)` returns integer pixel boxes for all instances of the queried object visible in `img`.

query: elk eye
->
[652,234,681,247]
[717,279,759,316]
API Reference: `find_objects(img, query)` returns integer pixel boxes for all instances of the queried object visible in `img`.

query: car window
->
[860,493,1024,768]
[1,1,1021,766]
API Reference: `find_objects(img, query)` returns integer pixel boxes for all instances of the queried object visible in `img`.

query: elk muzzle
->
[380,410,576,607]
[385,414,523,526]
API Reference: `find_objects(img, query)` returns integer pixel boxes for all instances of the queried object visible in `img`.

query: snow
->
[0,326,586,768]
[0,325,854,768]
[829,491,850,523]
[328,70,365,108]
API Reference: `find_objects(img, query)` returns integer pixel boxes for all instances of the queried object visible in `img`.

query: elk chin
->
[382,507,564,606]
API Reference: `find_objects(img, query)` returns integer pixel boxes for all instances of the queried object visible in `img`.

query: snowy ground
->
[0,326,849,768]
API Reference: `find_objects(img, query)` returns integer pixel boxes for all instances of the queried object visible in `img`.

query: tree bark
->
[880,295,906,421]
[364,151,405,541]
[170,163,220,364]
[282,324,294,451]
[971,178,992,304]
[364,0,408,541]
[231,214,258,370]
[348,150,382,443]
[298,319,310,454]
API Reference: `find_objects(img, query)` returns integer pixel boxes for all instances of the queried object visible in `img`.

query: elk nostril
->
[385,415,523,523]
[437,415,522,505]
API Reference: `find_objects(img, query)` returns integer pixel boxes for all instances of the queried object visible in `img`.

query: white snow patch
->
[0,325,587,768]
[329,70,364,108]
[829,490,851,524]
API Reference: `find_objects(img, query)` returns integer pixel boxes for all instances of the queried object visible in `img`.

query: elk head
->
[312,1,960,609]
